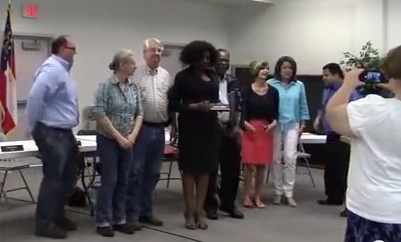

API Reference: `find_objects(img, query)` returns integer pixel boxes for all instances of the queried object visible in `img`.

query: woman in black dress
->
[168,41,219,230]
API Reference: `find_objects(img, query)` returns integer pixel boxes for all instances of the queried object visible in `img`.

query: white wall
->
[387,0,401,51]
[227,0,390,74]
[0,0,229,130]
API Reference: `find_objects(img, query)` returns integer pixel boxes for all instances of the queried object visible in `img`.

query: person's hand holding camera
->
[189,101,210,112]
[344,69,366,89]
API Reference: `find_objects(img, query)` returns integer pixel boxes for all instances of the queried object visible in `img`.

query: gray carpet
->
[0,160,346,242]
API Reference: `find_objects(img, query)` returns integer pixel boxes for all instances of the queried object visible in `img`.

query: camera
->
[359,70,386,84]
[357,70,389,96]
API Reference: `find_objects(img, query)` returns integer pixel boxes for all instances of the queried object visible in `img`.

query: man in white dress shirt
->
[126,38,174,229]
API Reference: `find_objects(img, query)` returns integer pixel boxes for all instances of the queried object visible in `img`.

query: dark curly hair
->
[274,56,297,82]
[179,40,217,66]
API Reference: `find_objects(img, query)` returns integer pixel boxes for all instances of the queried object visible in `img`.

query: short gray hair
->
[109,49,133,71]
[143,38,163,50]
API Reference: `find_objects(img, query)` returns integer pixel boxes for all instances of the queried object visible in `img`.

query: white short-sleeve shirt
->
[346,94,401,223]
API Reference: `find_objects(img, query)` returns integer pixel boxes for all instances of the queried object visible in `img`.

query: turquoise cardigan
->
[267,78,310,124]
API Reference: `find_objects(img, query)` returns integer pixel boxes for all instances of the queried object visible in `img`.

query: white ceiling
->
[178,0,274,6]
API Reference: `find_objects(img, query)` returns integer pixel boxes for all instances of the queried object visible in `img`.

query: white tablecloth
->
[0,137,96,160]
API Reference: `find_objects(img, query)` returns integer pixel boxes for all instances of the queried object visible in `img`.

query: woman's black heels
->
[194,211,208,230]
[183,211,196,230]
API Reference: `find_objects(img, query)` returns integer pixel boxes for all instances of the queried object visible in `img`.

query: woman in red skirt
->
[240,60,279,208]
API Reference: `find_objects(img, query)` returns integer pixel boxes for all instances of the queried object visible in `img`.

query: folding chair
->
[296,143,316,187]
[266,142,316,187]
[159,144,181,188]
[0,161,36,203]
[77,129,100,216]
[0,132,36,203]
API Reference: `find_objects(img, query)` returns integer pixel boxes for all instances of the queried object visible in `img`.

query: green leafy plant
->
[340,42,394,97]
[339,41,382,70]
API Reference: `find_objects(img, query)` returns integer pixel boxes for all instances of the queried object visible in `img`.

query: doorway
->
[14,34,52,140]
[160,45,184,80]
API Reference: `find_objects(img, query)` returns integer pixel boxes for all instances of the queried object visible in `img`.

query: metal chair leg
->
[266,165,271,184]
[303,158,316,187]
[166,160,174,188]
[18,170,36,203]
[0,171,8,201]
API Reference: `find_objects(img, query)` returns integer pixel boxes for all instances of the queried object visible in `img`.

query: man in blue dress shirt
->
[26,35,79,239]
[314,63,360,216]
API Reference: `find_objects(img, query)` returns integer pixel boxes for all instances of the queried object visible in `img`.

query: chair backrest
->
[77,130,97,136]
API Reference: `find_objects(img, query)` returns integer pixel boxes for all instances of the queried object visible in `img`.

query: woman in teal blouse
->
[267,56,309,207]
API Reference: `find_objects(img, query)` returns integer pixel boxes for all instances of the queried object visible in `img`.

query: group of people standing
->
[26,34,356,240]
[168,40,312,229]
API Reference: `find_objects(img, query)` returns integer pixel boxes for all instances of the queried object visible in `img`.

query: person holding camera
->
[326,46,401,241]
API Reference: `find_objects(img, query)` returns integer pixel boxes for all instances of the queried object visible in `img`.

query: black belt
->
[143,121,165,127]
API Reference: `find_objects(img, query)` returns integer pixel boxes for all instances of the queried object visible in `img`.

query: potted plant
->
[340,41,392,97]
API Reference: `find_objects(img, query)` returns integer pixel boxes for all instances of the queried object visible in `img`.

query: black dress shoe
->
[35,225,68,239]
[55,217,77,231]
[205,210,219,220]
[139,215,163,226]
[113,223,134,234]
[96,226,114,237]
[128,220,142,231]
[317,199,343,206]
[340,208,348,217]
[220,207,244,219]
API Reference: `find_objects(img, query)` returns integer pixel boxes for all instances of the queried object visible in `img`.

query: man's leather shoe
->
[35,226,67,239]
[128,220,142,231]
[205,210,219,220]
[221,207,244,219]
[317,199,343,206]
[139,215,163,226]
[55,217,77,231]
[340,208,348,217]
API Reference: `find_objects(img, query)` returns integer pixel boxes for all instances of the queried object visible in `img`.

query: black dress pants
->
[204,130,241,212]
[324,133,350,203]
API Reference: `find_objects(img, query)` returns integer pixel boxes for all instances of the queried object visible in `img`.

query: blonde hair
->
[109,49,134,72]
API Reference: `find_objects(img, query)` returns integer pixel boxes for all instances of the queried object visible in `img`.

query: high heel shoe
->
[194,211,208,230]
[183,211,196,230]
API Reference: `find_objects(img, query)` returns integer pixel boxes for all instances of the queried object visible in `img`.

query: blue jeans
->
[32,122,78,231]
[126,124,165,221]
[95,134,132,227]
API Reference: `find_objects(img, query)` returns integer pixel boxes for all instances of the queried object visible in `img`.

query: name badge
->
[1,145,24,152]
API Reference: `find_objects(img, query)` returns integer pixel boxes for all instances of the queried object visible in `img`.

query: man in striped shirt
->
[126,38,173,229]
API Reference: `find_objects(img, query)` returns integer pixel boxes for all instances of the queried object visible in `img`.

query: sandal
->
[183,211,196,230]
[243,197,255,208]
[194,211,208,230]
[255,197,266,209]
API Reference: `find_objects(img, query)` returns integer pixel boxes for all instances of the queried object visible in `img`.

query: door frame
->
[8,33,54,105]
